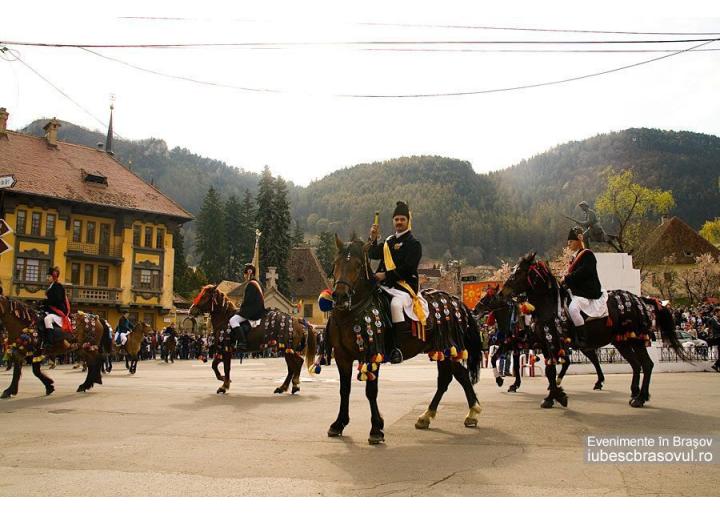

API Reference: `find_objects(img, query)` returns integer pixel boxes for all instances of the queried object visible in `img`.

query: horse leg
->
[366,372,384,445]
[125,354,130,370]
[490,350,503,387]
[584,349,605,390]
[509,350,522,392]
[217,351,232,394]
[291,355,303,394]
[633,344,654,407]
[32,361,55,396]
[542,363,567,408]
[2,360,23,398]
[614,342,642,404]
[416,360,452,429]
[211,355,224,381]
[328,360,352,437]
[275,353,294,394]
[450,361,482,427]
[557,359,569,386]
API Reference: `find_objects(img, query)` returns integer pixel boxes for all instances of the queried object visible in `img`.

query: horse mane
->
[0,297,38,325]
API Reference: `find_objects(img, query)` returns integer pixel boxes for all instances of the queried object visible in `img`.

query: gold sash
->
[383,240,426,339]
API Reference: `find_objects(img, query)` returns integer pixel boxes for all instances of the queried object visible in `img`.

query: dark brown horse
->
[162,332,177,363]
[0,296,110,398]
[325,237,483,445]
[188,285,317,395]
[500,252,686,408]
[103,322,153,374]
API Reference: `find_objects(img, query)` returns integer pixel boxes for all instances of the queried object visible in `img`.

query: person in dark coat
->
[228,263,265,351]
[562,227,605,345]
[41,266,70,349]
[115,311,134,347]
[368,201,423,363]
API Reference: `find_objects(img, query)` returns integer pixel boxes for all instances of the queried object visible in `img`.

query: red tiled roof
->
[288,247,332,298]
[0,131,193,221]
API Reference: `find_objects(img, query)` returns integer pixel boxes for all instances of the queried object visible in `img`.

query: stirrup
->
[390,348,403,364]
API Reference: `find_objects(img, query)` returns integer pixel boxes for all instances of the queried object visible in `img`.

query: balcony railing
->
[66,285,122,304]
[67,241,122,258]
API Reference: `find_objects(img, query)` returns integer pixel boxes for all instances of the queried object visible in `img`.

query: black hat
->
[243,263,256,275]
[567,227,582,241]
[392,201,410,218]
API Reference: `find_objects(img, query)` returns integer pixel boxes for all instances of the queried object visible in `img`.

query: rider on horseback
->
[561,227,607,346]
[162,322,178,343]
[40,266,70,351]
[368,201,423,364]
[115,311,134,348]
[228,263,265,352]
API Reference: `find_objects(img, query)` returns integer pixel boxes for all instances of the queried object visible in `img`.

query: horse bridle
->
[332,242,372,312]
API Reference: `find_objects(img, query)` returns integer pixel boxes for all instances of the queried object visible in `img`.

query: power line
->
[337,39,718,98]
[2,37,720,49]
[116,16,720,36]
[68,38,718,98]
[9,52,112,130]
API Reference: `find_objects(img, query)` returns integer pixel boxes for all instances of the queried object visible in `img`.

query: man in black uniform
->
[368,201,423,363]
[228,263,265,351]
[41,266,70,350]
[561,227,605,345]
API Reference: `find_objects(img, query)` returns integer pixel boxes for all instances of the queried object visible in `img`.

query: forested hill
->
[20,120,720,264]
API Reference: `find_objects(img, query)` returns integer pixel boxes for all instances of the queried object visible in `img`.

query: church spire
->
[105,98,114,155]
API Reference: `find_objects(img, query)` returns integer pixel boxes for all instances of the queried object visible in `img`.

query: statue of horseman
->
[368,201,426,364]
[228,263,266,351]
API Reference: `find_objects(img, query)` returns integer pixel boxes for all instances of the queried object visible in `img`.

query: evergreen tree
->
[172,226,191,296]
[224,194,244,281]
[196,186,227,283]
[271,176,292,294]
[316,231,336,277]
[292,219,305,247]
[256,167,275,286]
[238,189,256,264]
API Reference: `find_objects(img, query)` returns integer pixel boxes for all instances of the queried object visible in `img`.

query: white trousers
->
[229,314,247,329]
[567,297,585,327]
[44,313,63,330]
[118,332,128,345]
[390,297,405,323]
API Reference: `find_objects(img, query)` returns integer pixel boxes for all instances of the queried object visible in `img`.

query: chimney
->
[43,117,61,147]
[0,107,8,138]
[660,215,669,226]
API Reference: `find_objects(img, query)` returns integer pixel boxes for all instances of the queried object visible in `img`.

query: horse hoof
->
[556,378,563,386]
[291,386,300,395]
[1,390,11,399]
[540,398,554,408]
[327,423,345,437]
[630,397,645,408]
[368,432,385,445]
[77,385,87,393]
[464,418,478,428]
[508,385,518,393]
[216,387,226,394]
[45,384,55,396]
[495,377,504,387]
[415,418,431,430]
[273,387,284,394]
[464,402,482,427]
[594,382,603,390]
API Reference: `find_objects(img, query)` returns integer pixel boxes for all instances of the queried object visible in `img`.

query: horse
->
[161,333,177,363]
[0,295,110,398]
[474,286,606,393]
[106,322,153,374]
[325,236,483,445]
[188,285,317,395]
[499,252,686,408]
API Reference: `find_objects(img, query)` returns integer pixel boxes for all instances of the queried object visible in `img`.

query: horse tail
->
[463,306,483,384]
[100,319,112,354]
[644,299,689,361]
[304,325,318,374]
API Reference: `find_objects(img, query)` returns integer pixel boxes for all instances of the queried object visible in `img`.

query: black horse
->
[474,286,606,393]
[500,253,686,408]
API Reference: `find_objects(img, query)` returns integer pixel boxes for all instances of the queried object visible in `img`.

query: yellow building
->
[0,109,193,329]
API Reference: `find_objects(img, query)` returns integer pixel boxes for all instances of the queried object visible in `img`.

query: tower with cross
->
[265,267,279,290]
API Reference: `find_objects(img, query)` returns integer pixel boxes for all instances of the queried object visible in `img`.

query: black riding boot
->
[231,326,248,352]
[575,324,588,347]
[40,328,54,352]
[389,321,409,364]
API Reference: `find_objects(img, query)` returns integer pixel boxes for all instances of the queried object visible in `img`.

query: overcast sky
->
[2,1,719,185]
